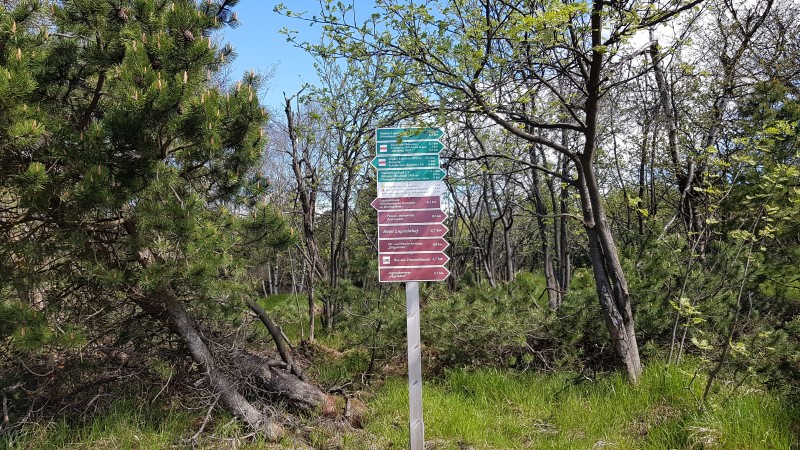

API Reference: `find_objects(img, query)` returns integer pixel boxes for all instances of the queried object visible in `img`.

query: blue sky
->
[221,2,323,109]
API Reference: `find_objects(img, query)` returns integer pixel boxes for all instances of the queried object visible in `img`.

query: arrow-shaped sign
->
[377,168,446,182]
[379,238,449,253]
[379,266,450,282]
[379,252,449,267]
[376,140,444,155]
[377,180,446,198]
[379,224,448,239]
[376,127,444,142]
[371,196,441,211]
[371,154,440,170]
[378,209,448,225]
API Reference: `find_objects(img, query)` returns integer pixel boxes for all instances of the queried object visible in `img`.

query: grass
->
[6,290,797,449]
[4,365,797,449]
[0,400,313,450]
[355,364,799,449]
[1,400,196,449]
[253,293,371,384]
[243,293,799,449]
[256,293,311,344]
[256,289,798,449]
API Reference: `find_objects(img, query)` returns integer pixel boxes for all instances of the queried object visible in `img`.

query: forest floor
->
[3,292,798,449]
[5,364,797,449]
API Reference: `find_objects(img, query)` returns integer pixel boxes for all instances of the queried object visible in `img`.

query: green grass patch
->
[255,293,345,350]
[255,293,372,386]
[1,400,196,449]
[306,347,371,385]
[256,293,311,344]
[359,364,799,449]
[5,365,796,449]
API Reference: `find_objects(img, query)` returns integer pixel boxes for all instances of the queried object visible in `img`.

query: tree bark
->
[530,145,562,309]
[307,260,316,342]
[236,353,336,414]
[245,298,308,382]
[160,286,283,439]
[576,155,643,381]
[557,151,572,293]
[577,2,642,381]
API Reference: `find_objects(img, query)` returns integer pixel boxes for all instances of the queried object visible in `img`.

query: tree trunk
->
[245,299,308,382]
[270,263,277,295]
[558,151,572,293]
[502,224,514,282]
[532,179,560,309]
[486,165,515,283]
[236,353,336,414]
[284,94,326,280]
[480,177,499,287]
[637,118,650,236]
[307,260,316,342]
[570,1,642,382]
[160,286,283,439]
[266,264,274,295]
[577,156,642,381]
[530,146,562,309]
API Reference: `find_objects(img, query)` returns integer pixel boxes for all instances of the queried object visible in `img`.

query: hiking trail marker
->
[372,127,449,450]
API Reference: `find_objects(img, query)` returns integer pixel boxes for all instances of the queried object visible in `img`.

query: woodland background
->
[1,0,798,448]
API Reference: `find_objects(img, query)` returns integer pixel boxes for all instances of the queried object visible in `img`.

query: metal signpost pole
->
[374,127,448,450]
[406,281,424,450]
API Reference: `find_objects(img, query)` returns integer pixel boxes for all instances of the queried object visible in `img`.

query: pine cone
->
[182,29,194,43]
[116,7,129,23]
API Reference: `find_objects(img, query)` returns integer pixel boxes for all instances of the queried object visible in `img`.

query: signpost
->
[378,237,449,253]
[378,224,448,239]
[378,210,448,225]
[376,127,444,141]
[371,154,440,170]
[379,266,451,282]
[373,127,448,450]
[377,180,446,198]
[371,196,440,211]
[379,252,449,267]
[377,140,444,155]
[377,168,446,183]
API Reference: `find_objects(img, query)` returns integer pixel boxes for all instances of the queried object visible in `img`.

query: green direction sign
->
[377,168,446,182]
[376,140,444,155]
[371,154,440,170]
[376,127,444,142]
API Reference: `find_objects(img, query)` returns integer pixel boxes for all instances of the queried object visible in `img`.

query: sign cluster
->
[372,128,450,282]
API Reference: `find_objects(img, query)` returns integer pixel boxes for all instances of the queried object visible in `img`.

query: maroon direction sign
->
[378,209,447,225]
[371,196,441,211]
[378,224,448,239]
[379,238,449,253]
[379,252,449,267]
[379,266,451,282]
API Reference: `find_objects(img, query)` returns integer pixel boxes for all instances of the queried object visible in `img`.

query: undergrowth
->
[5,287,798,449]
[352,363,799,449]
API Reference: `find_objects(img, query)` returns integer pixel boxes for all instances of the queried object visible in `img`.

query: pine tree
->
[1,0,325,437]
